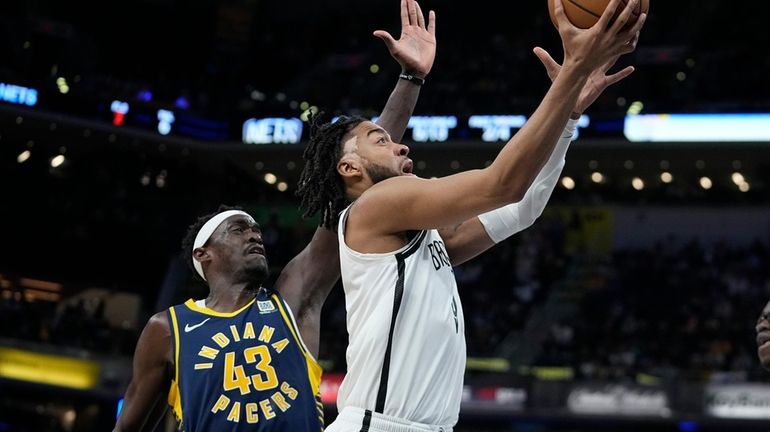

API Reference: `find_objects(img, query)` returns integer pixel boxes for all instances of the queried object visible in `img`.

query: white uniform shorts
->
[326,407,453,432]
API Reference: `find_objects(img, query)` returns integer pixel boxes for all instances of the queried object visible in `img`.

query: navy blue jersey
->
[166,289,323,431]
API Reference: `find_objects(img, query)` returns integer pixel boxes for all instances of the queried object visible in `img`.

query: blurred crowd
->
[537,238,770,381]
[0,292,130,355]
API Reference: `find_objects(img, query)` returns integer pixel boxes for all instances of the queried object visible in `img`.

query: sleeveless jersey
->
[335,205,466,427]
[166,289,324,431]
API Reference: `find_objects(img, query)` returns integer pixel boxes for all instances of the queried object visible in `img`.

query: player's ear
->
[193,247,211,264]
[337,154,363,180]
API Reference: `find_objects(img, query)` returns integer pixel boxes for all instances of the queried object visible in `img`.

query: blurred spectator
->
[537,239,770,381]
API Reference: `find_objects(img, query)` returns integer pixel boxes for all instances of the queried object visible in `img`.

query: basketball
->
[547,0,650,29]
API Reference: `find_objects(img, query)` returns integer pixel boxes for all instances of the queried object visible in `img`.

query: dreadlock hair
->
[181,204,244,282]
[297,112,367,230]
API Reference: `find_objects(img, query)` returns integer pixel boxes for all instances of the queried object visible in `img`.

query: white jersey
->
[335,205,466,428]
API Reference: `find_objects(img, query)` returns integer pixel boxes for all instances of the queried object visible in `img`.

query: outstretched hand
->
[374,0,436,78]
[552,0,646,74]
[533,47,634,118]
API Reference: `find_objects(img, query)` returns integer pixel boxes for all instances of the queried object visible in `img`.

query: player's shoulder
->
[133,311,174,366]
[143,310,171,337]
[351,176,424,221]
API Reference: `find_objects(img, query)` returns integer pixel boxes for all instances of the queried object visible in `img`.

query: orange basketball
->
[547,0,650,29]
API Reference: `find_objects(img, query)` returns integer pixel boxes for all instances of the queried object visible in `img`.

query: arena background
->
[1,0,770,431]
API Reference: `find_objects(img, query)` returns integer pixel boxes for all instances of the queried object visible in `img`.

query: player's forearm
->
[487,65,587,202]
[376,76,421,143]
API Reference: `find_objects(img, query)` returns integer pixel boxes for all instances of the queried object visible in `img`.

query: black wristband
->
[399,72,425,86]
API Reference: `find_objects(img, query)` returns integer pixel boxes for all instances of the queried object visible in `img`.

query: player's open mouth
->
[402,159,414,175]
[247,246,265,256]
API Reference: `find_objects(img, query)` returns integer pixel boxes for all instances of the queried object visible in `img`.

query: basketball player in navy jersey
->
[114,0,438,429]
[296,0,646,430]
[757,299,770,370]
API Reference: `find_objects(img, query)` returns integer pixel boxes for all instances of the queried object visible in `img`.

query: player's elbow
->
[484,167,530,205]
[493,178,528,205]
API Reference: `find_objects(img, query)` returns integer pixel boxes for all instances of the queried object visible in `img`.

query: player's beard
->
[366,162,400,184]
[244,255,270,287]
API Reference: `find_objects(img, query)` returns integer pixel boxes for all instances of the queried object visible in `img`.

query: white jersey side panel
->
[336,206,466,427]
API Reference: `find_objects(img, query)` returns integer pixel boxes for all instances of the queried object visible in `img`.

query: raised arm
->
[114,313,173,432]
[272,226,338,358]
[440,47,638,265]
[439,120,577,265]
[349,0,645,246]
[276,0,437,357]
[374,0,436,142]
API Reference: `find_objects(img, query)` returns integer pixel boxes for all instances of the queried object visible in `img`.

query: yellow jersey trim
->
[167,307,183,424]
[183,297,257,317]
[272,294,323,395]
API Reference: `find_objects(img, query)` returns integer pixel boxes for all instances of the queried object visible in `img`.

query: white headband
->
[192,210,255,281]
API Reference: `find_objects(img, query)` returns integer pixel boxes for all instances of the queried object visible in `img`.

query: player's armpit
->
[439,217,496,266]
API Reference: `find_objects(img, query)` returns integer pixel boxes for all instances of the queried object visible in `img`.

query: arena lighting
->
[50,154,65,168]
[155,170,167,188]
[560,176,575,190]
[0,347,100,389]
[590,172,604,183]
[175,96,190,110]
[731,172,745,185]
[56,77,69,94]
[660,172,673,183]
[277,182,288,192]
[627,101,644,115]
[16,150,31,163]
[468,115,527,142]
[243,118,303,144]
[264,173,277,185]
[19,277,62,292]
[157,109,175,135]
[408,116,458,142]
[300,107,318,122]
[136,89,153,102]
[367,115,458,142]
[739,182,750,192]
[625,114,770,142]
[250,90,265,101]
[632,177,645,190]
[110,100,129,126]
[699,176,713,190]
[0,82,38,106]
[678,421,699,432]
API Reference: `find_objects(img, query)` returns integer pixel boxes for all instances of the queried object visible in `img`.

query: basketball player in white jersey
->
[296,0,646,430]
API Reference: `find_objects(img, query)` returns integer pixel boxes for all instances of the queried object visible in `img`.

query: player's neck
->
[205,280,260,312]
